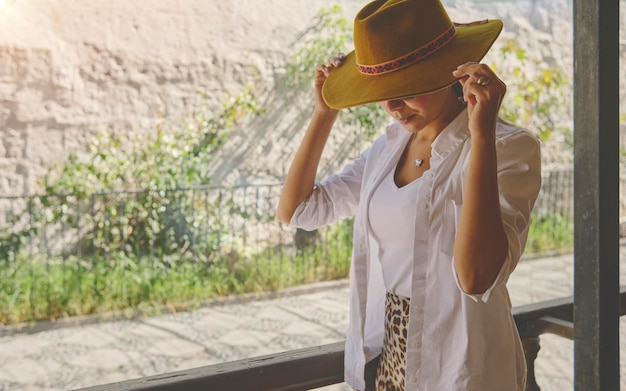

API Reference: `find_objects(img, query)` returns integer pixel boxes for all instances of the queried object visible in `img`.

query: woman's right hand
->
[276,54,346,224]
[314,53,346,112]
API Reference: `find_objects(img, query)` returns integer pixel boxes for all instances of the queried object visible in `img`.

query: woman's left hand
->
[452,62,506,139]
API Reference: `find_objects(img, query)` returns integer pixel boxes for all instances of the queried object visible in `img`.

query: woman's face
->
[379,86,462,134]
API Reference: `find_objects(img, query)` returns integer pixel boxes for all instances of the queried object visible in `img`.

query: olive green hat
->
[322,0,503,109]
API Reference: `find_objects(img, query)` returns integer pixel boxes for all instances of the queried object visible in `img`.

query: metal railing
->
[0,169,580,259]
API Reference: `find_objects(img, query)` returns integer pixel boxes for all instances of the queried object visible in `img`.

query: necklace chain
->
[410,133,427,167]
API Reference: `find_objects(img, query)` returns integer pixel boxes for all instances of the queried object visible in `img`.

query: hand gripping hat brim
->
[322,0,503,109]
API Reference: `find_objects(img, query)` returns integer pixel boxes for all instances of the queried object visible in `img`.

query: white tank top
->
[368,168,422,297]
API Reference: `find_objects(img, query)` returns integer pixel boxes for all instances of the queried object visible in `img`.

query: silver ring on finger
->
[477,76,490,87]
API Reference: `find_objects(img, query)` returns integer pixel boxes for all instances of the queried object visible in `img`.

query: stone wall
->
[0,0,623,196]
[0,0,357,196]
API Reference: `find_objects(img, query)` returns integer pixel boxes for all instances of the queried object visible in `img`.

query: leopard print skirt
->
[375,292,410,391]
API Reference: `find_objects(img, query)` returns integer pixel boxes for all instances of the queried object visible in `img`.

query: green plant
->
[494,38,571,143]
[0,218,355,325]
[286,5,351,89]
[44,86,262,194]
[285,3,388,139]
[38,86,264,258]
[526,212,573,254]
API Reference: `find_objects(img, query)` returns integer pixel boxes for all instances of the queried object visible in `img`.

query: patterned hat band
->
[356,20,489,76]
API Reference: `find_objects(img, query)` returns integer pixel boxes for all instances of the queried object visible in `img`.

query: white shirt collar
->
[383,108,470,163]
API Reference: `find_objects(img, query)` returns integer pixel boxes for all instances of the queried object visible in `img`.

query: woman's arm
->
[451,62,509,294]
[276,55,345,224]
[454,130,508,294]
[276,110,338,223]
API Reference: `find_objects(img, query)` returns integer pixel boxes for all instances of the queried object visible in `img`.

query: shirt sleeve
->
[288,147,370,232]
[455,127,542,303]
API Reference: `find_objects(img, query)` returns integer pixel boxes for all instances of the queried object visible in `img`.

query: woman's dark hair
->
[452,82,466,105]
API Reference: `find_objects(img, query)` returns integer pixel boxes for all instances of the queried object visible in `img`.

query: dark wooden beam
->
[79,342,345,391]
[536,316,574,340]
[572,0,620,389]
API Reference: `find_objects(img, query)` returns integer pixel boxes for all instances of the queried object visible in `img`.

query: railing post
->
[573,0,621,387]
[521,336,541,391]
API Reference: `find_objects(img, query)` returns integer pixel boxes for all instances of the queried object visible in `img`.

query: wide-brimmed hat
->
[322,0,503,109]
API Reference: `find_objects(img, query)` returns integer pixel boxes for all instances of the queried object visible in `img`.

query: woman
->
[276,0,541,390]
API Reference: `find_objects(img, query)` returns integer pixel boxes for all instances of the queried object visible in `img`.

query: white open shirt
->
[289,110,542,391]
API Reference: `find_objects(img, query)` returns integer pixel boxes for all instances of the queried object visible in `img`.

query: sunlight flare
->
[0,0,14,12]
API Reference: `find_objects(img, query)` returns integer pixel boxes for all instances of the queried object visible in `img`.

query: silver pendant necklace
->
[410,133,427,167]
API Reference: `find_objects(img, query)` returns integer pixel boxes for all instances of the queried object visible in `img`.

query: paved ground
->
[1,245,625,391]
